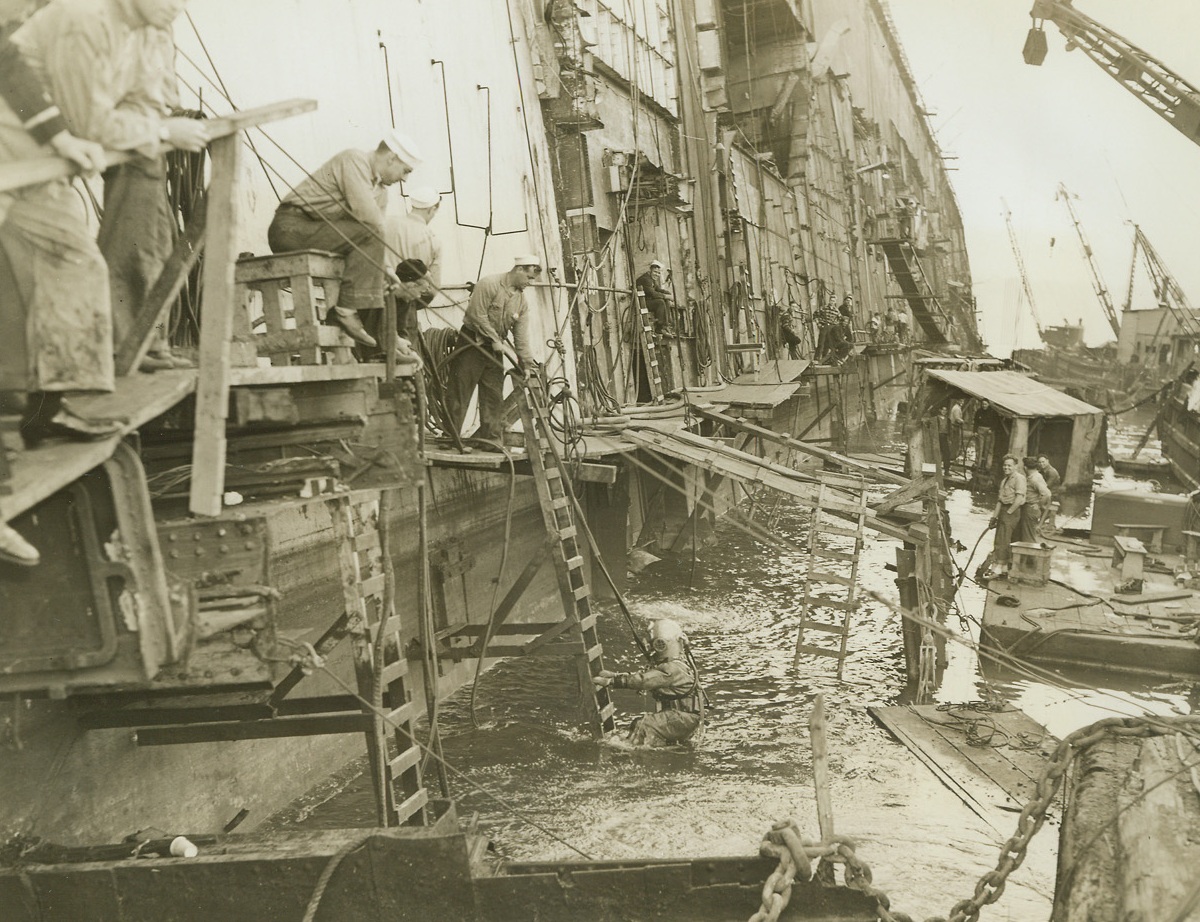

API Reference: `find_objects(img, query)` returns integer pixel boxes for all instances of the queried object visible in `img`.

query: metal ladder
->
[792,473,868,679]
[331,494,428,826]
[515,373,617,737]
[634,294,666,403]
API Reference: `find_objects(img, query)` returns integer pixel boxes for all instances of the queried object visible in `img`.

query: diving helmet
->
[649,618,686,662]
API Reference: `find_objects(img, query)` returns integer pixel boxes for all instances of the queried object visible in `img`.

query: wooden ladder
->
[792,473,868,679]
[331,494,428,826]
[515,373,617,737]
[634,294,666,403]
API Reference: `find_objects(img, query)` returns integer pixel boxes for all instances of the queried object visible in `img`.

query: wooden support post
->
[809,694,834,843]
[188,134,244,517]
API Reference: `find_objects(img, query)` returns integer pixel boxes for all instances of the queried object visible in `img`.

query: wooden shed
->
[924,369,1106,491]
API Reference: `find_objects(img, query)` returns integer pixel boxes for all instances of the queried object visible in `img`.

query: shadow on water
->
[291,411,1196,920]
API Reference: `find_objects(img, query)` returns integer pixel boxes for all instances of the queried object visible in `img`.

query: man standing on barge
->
[986,454,1025,579]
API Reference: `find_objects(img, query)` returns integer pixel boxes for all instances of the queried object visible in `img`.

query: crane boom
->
[1024,0,1200,149]
[1001,200,1044,338]
[1131,225,1200,339]
[1055,182,1121,338]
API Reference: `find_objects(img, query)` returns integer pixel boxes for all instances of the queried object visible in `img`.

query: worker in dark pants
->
[267,130,421,348]
[636,260,676,333]
[593,618,705,748]
[445,256,541,442]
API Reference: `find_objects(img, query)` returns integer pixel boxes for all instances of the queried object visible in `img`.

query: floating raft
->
[869,704,1059,828]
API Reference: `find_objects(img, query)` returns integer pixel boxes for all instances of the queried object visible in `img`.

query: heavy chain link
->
[944,715,1200,922]
[751,716,1200,922]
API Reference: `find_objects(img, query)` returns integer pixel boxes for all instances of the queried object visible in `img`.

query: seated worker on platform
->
[267,130,421,348]
[592,618,705,748]
[636,260,676,334]
[0,32,111,567]
[445,255,541,442]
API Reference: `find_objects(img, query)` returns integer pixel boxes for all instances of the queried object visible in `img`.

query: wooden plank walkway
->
[869,704,1059,828]
[1,370,196,522]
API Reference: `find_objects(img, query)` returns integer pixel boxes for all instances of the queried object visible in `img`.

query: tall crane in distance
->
[1001,199,1045,342]
[1024,0,1200,150]
[1055,182,1121,338]
[1127,224,1200,340]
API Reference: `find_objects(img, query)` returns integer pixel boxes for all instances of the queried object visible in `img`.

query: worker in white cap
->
[267,128,422,348]
[367,182,443,349]
[446,255,542,442]
[636,259,676,334]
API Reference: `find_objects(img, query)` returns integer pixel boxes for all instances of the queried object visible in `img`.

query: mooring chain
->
[752,716,1200,922]
[943,715,1200,922]
[748,821,908,922]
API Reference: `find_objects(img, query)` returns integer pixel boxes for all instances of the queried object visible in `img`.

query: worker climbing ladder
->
[515,373,618,737]
[331,495,428,826]
[634,294,666,403]
[792,473,868,679]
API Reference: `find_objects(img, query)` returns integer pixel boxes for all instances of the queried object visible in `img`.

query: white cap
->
[513,254,542,268]
[649,259,664,269]
[383,129,422,167]
[407,183,441,209]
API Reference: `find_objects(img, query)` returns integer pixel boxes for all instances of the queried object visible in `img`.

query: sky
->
[886,0,1200,355]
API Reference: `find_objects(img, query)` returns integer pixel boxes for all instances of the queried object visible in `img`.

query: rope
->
[300,834,371,922]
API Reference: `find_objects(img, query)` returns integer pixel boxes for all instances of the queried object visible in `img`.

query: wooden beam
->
[871,473,938,516]
[465,552,546,655]
[809,695,834,842]
[133,713,372,744]
[577,462,618,484]
[189,134,244,516]
[0,98,316,194]
[691,405,909,485]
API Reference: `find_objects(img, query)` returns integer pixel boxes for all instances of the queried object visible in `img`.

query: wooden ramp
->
[869,704,1059,828]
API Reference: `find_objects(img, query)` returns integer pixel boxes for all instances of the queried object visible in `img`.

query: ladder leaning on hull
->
[515,373,617,738]
[634,294,666,404]
[331,494,428,827]
[793,473,868,679]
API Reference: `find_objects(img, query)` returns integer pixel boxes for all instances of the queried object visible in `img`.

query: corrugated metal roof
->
[924,370,1103,418]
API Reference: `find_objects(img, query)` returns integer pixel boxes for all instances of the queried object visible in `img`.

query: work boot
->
[0,522,39,567]
[21,395,124,448]
[330,307,377,348]
[138,353,176,373]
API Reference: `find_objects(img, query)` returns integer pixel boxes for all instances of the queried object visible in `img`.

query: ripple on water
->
[294,414,1194,920]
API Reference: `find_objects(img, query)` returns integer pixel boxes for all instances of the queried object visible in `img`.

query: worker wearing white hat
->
[267,129,423,348]
[446,255,543,441]
[636,259,676,334]
[367,182,444,350]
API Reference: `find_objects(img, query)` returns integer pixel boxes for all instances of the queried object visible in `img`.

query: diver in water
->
[592,619,705,748]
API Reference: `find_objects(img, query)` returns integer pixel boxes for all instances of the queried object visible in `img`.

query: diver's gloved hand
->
[592,669,617,688]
